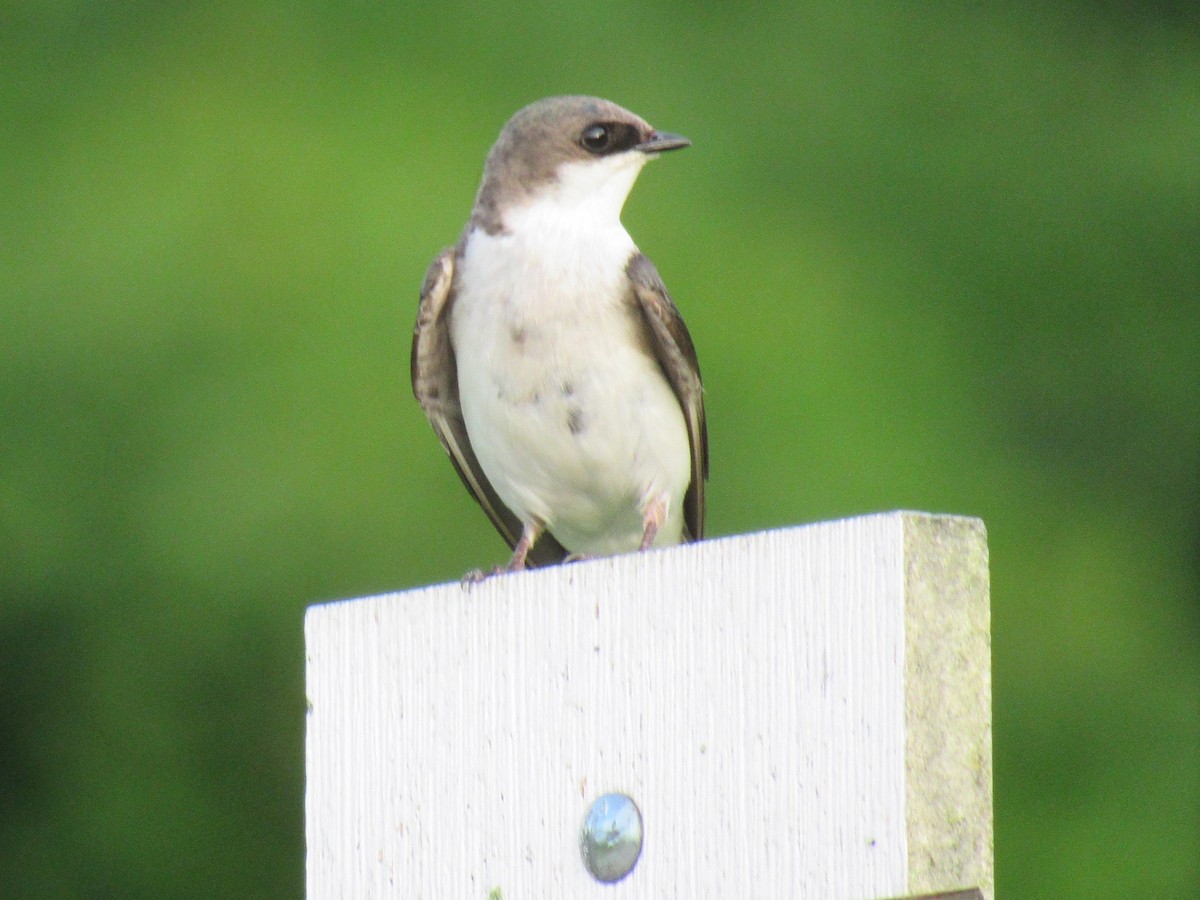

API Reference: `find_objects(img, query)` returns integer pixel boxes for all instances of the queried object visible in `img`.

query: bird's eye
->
[580,124,612,154]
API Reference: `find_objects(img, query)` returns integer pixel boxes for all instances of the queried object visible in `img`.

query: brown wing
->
[410,247,568,566]
[625,252,708,541]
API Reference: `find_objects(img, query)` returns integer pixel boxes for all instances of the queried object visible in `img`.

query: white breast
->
[450,180,691,555]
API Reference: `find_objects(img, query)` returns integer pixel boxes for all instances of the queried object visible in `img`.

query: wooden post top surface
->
[305,511,993,899]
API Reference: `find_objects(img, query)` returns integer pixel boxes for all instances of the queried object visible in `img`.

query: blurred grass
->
[2,2,1198,896]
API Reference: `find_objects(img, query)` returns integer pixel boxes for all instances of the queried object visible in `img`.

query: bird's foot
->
[459,563,516,585]
[460,568,489,587]
[460,522,544,587]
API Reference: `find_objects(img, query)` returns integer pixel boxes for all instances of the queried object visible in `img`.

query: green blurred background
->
[3,1,1197,896]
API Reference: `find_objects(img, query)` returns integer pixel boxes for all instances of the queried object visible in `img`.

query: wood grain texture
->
[305,512,992,898]
[903,516,993,899]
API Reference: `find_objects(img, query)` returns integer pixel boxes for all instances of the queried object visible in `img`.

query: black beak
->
[637,130,691,153]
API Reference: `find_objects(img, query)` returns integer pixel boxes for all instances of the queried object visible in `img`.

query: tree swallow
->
[411,95,707,572]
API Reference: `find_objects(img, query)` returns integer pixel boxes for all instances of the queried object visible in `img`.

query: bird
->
[411,95,707,574]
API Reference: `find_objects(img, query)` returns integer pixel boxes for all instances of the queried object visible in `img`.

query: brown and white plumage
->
[411,96,706,571]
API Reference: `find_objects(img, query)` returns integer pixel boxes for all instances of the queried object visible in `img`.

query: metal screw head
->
[580,792,643,883]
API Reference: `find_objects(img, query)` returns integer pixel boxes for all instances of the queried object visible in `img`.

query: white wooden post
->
[305,511,992,899]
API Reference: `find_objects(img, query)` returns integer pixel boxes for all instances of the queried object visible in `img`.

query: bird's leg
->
[639,494,668,551]
[459,521,545,585]
[504,520,544,572]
